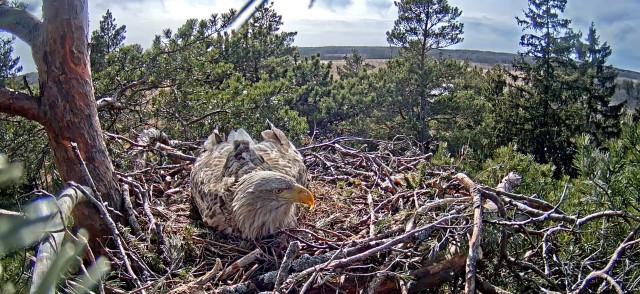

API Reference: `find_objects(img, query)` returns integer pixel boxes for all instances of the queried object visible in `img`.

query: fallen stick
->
[274,241,300,290]
[218,248,264,281]
[166,258,222,294]
[118,176,169,262]
[367,193,375,238]
[194,258,222,285]
[70,142,144,290]
[454,173,482,294]
[121,184,142,236]
[284,213,461,289]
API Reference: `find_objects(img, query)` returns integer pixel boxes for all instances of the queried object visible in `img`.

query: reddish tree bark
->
[0,1,121,236]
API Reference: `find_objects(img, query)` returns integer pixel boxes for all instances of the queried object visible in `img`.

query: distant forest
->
[299,46,640,81]
[15,47,640,84]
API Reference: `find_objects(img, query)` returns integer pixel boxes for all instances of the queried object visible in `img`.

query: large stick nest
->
[97,131,640,294]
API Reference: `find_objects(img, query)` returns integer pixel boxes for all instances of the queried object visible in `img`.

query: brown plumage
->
[190,124,314,239]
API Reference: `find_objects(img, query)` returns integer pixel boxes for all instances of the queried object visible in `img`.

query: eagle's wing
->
[190,129,268,233]
[252,125,308,186]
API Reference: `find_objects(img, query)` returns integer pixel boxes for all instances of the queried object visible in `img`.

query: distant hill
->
[298,46,640,81]
[14,46,640,87]
[21,72,38,85]
[11,72,38,87]
[617,69,640,81]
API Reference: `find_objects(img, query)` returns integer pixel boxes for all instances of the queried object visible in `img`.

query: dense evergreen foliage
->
[90,9,127,73]
[0,36,20,88]
[387,0,463,66]
[493,0,624,176]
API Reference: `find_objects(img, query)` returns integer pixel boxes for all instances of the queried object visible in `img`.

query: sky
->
[8,0,640,72]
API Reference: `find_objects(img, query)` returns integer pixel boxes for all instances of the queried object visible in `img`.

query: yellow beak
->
[283,184,315,208]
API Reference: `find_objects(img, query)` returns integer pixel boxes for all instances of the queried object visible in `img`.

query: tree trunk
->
[36,1,120,211]
[0,1,121,244]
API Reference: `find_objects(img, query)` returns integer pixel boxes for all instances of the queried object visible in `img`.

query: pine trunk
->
[33,0,120,212]
[0,1,121,249]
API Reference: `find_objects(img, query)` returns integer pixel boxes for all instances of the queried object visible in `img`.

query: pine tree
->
[0,36,21,87]
[336,49,373,80]
[220,2,296,82]
[505,0,622,176]
[574,23,622,144]
[386,0,463,66]
[90,10,126,73]
[384,0,465,144]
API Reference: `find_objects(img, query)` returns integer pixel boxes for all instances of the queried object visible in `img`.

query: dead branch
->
[218,248,264,281]
[455,173,483,294]
[118,176,169,262]
[496,171,521,193]
[186,109,230,125]
[71,183,144,290]
[0,208,23,217]
[69,142,144,290]
[30,186,87,294]
[574,225,640,293]
[121,184,142,236]
[193,258,222,286]
[476,275,512,294]
[481,186,560,213]
[274,241,300,290]
[285,213,461,289]
[96,77,148,110]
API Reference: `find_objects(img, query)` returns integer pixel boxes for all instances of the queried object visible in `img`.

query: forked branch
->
[0,5,42,47]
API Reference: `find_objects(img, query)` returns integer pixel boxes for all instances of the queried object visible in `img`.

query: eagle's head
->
[232,171,314,239]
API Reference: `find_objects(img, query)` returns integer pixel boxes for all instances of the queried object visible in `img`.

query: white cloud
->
[6,0,640,73]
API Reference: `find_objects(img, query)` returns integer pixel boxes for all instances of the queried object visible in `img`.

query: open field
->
[326,56,635,106]
[305,46,640,81]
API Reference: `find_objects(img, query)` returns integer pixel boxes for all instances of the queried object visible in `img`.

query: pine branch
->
[0,87,43,123]
[0,5,42,47]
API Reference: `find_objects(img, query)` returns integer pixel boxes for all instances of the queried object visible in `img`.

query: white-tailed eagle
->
[190,124,314,239]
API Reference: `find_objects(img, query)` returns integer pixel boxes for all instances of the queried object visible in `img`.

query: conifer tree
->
[386,0,463,66]
[90,10,126,73]
[0,36,21,87]
[505,0,622,176]
[574,23,622,144]
[383,0,465,144]
[220,2,296,82]
[336,49,373,80]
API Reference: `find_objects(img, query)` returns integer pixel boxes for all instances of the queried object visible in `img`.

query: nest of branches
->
[96,131,640,294]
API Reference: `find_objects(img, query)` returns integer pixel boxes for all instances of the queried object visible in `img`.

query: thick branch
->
[481,186,559,213]
[0,5,42,47]
[466,191,483,293]
[0,88,43,123]
[31,186,88,294]
[454,173,484,294]
[0,208,23,217]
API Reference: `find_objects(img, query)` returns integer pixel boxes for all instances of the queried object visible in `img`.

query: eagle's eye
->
[273,188,284,194]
